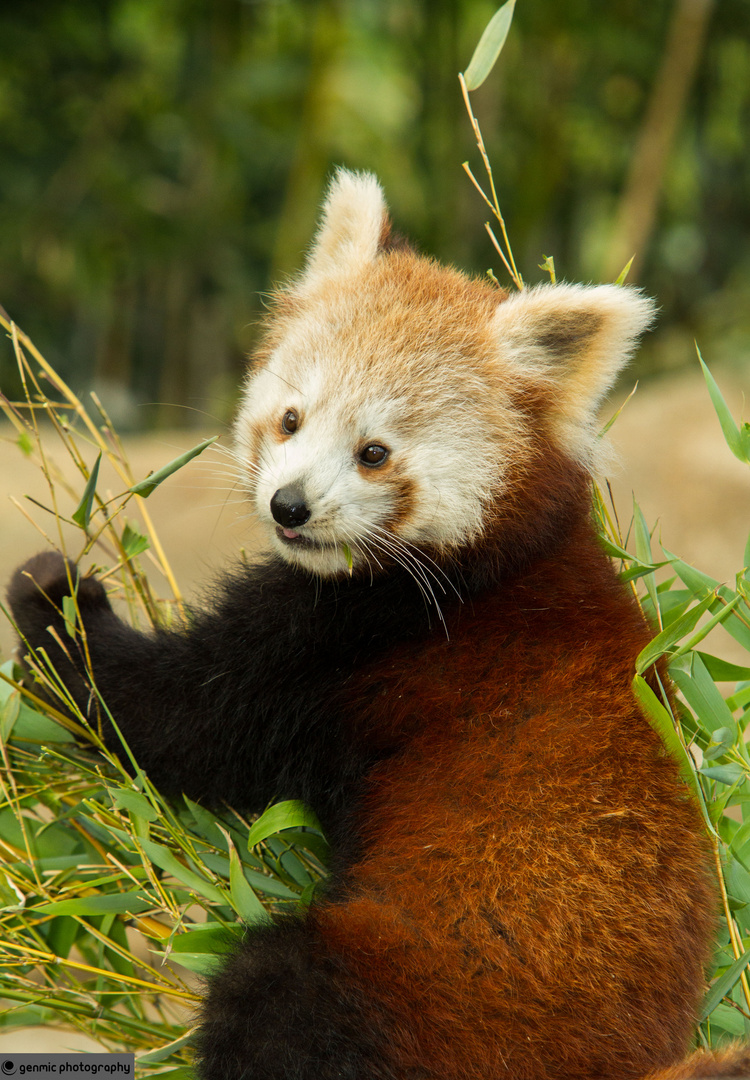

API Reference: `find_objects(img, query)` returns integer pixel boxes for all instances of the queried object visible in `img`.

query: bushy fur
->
[6,170,733,1079]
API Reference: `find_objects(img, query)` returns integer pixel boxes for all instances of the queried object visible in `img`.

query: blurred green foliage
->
[0,0,748,427]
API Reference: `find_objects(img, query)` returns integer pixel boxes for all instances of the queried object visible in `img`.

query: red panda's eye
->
[359,444,388,468]
[281,409,299,435]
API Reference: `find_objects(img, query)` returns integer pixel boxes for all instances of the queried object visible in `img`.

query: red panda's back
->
[316,526,715,1080]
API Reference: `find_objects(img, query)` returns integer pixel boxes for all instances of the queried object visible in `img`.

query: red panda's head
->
[234,170,654,580]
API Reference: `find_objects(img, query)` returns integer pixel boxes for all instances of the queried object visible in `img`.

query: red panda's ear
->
[492,283,656,462]
[297,169,389,292]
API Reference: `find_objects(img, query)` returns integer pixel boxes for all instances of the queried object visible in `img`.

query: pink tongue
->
[283,528,300,539]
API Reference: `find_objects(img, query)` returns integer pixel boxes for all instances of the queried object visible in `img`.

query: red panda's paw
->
[8,551,107,611]
[7,551,111,653]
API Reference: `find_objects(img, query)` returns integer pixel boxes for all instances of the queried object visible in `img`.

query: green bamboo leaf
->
[618,561,668,585]
[183,796,226,846]
[670,652,737,739]
[45,915,78,958]
[72,451,102,528]
[139,838,226,905]
[163,951,223,975]
[598,535,659,576]
[110,788,159,823]
[614,255,635,285]
[61,594,77,640]
[664,548,719,595]
[700,946,750,1020]
[136,1029,195,1065]
[725,859,750,905]
[702,726,735,761]
[17,431,33,456]
[697,346,749,464]
[199,852,299,899]
[0,870,25,911]
[599,382,638,439]
[0,690,20,743]
[121,521,150,559]
[228,841,270,924]
[8,700,76,744]
[36,891,151,916]
[342,543,353,576]
[632,675,701,801]
[699,764,745,786]
[635,592,716,674]
[699,1002,745,1038]
[697,653,750,683]
[633,497,658,613]
[539,255,556,283]
[246,800,324,850]
[726,685,750,713]
[669,594,742,661]
[170,923,236,954]
[599,536,636,562]
[129,437,218,498]
[664,547,750,652]
[463,0,516,91]
[278,828,330,866]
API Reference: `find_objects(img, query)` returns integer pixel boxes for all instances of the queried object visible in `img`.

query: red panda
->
[6,169,740,1079]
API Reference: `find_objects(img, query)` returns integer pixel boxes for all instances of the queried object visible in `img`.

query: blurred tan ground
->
[0,363,748,1052]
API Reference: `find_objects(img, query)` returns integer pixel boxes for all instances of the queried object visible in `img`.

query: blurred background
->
[0,0,747,429]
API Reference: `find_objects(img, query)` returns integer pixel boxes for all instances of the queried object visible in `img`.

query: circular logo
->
[1,1062,17,1076]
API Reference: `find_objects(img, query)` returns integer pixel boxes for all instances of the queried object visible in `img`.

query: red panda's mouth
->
[275,526,334,551]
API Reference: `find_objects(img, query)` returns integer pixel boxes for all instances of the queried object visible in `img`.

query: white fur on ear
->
[298,168,387,291]
[493,282,657,463]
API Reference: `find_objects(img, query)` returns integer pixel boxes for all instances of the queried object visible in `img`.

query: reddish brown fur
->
[314,521,716,1079]
[645,1047,750,1079]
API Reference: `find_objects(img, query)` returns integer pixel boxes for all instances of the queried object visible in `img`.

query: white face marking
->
[233,323,522,580]
[235,361,405,575]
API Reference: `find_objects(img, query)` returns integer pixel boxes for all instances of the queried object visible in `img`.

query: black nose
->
[270,486,311,529]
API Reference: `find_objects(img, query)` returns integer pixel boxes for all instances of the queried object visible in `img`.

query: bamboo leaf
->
[699,764,745,785]
[670,652,738,739]
[635,592,716,674]
[615,255,635,285]
[121,521,150,559]
[137,1029,196,1065]
[633,497,659,614]
[139,838,226,905]
[61,594,77,640]
[17,431,33,456]
[696,653,750,684]
[697,346,749,464]
[0,690,21,742]
[110,788,159,823]
[246,800,324,850]
[36,891,151,916]
[7,700,77,744]
[71,451,102,528]
[632,675,701,801]
[228,841,270,924]
[700,947,750,1020]
[463,0,516,91]
[342,543,353,576]
[130,437,218,498]
[539,255,556,283]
